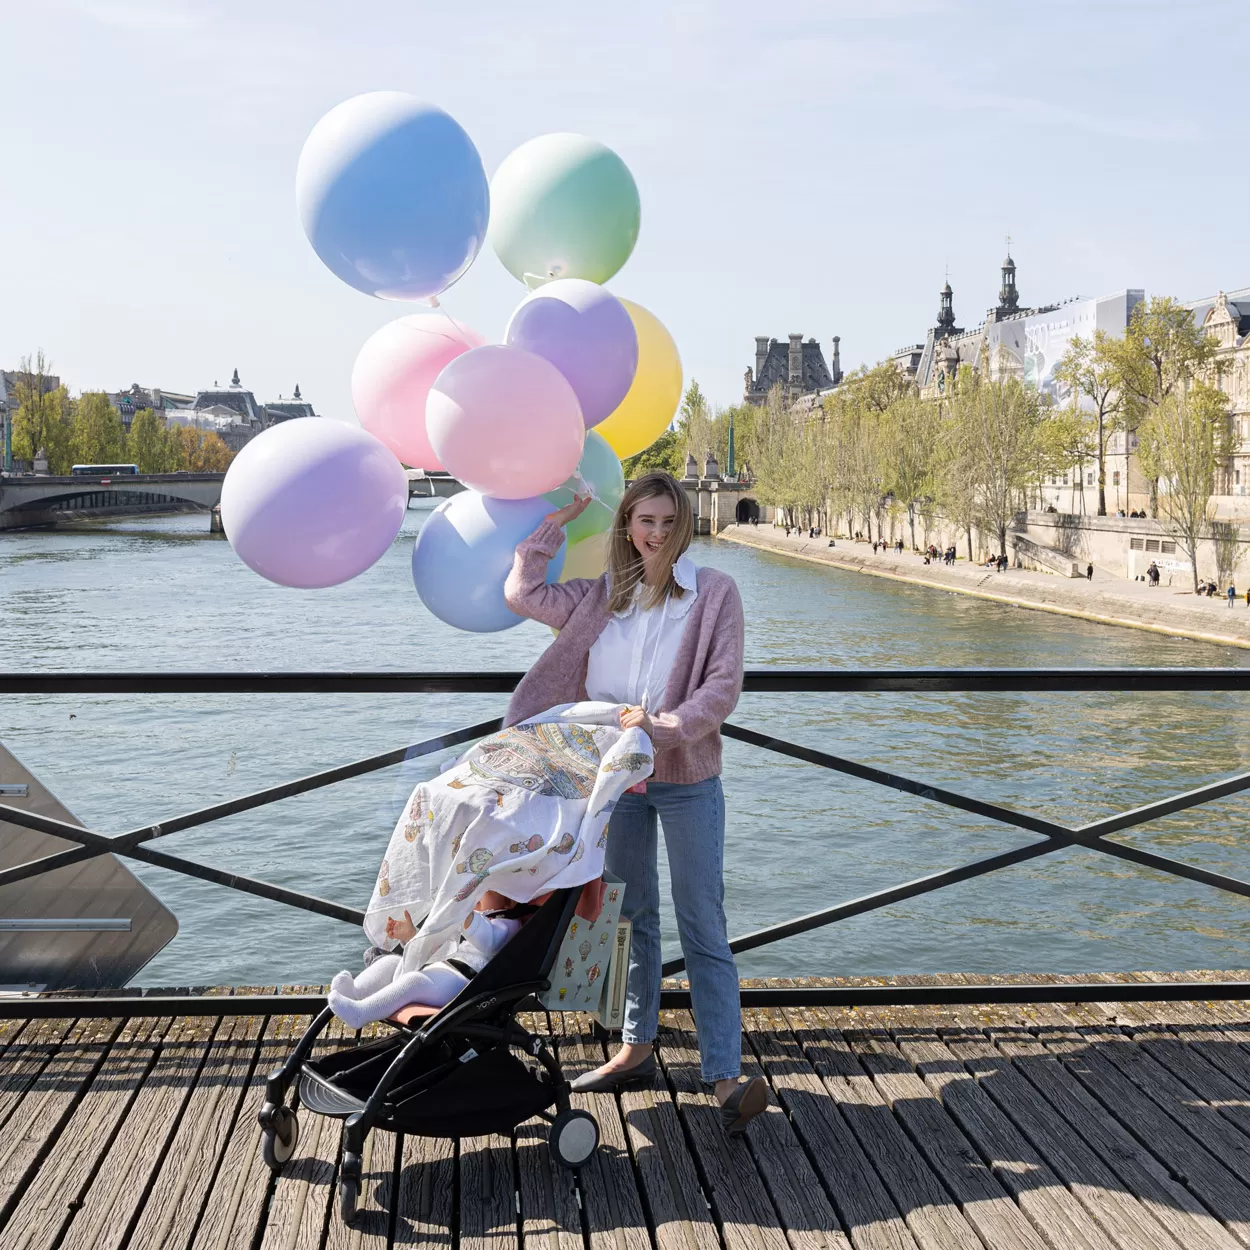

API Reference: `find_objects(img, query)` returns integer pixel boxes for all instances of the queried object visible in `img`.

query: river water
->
[2,505,1249,988]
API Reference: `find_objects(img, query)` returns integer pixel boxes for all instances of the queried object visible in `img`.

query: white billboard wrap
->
[985,290,1144,405]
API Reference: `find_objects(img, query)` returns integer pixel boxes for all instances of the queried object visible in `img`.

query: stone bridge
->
[0,472,226,531]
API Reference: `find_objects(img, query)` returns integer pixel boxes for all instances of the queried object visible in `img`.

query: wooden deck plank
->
[59,1012,222,1250]
[981,1020,1243,1250]
[390,1133,454,1248]
[123,1006,269,1250]
[783,1007,984,1250]
[458,1134,519,1250]
[189,998,319,1250]
[516,1113,585,1250]
[1020,1006,1250,1245]
[551,1013,653,1250]
[322,1124,398,1249]
[817,1022,1050,1250]
[658,1012,792,1250]
[0,1014,124,1228]
[0,1014,172,1250]
[619,1057,723,1250]
[259,1089,340,1250]
[0,1015,78,1137]
[739,1008,850,1250]
[747,1012,918,1250]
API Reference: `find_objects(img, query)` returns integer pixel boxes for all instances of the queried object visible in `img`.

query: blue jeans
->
[604,776,741,1082]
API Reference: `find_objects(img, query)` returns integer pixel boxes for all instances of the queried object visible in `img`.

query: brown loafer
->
[719,1076,768,1135]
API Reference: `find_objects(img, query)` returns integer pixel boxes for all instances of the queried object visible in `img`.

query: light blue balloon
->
[412,492,565,632]
[296,92,489,300]
[543,430,624,543]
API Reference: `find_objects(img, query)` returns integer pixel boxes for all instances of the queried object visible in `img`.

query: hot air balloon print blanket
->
[364,702,653,976]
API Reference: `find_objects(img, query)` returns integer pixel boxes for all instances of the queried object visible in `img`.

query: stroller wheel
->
[549,1109,599,1169]
[340,1175,359,1224]
[261,1106,299,1171]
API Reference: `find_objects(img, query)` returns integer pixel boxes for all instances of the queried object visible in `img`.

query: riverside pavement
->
[717,523,1250,650]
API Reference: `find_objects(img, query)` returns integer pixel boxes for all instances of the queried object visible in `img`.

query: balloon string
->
[426,294,473,345]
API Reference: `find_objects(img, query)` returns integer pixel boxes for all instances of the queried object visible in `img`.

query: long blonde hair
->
[606,472,694,614]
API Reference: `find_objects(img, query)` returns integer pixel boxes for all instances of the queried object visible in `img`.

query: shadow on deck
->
[2,972,1250,1248]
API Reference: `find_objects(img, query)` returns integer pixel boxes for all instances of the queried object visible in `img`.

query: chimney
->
[831,336,842,384]
[754,337,769,382]
[788,334,803,386]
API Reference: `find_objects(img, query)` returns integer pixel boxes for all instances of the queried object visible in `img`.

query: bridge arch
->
[736,497,760,523]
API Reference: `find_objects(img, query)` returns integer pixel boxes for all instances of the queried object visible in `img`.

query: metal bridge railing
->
[2,669,1249,1017]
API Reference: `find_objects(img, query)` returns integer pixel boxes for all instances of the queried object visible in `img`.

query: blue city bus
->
[70,464,139,476]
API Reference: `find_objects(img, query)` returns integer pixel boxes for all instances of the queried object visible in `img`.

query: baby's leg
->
[329,954,401,1001]
[328,964,468,1029]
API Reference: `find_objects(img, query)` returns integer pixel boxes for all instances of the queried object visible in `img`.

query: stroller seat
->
[257,885,601,1226]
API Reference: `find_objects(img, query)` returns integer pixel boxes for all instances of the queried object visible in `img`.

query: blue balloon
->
[296,92,489,300]
[412,492,565,632]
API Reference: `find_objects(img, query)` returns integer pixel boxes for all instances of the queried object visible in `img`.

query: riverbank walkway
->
[719,524,1250,650]
[4,971,1250,1248]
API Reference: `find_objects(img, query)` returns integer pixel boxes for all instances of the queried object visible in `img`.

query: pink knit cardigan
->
[502,518,745,784]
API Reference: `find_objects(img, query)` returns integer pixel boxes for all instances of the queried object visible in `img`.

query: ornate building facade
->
[1189,288,1250,504]
[743,334,843,405]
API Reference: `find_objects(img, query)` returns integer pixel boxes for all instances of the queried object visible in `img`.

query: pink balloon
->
[426,344,585,499]
[351,312,484,469]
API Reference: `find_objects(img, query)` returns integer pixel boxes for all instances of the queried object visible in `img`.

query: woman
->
[503,471,766,1135]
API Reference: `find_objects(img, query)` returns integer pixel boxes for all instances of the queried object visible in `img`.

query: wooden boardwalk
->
[3,972,1250,1248]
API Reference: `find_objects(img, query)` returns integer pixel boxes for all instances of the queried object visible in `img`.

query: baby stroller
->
[257,886,600,1224]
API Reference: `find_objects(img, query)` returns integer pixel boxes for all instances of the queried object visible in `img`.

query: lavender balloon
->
[412,492,565,632]
[504,278,637,428]
[221,418,408,588]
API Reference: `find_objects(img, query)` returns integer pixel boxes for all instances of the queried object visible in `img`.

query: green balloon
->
[490,133,640,287]
[544,429,625,544]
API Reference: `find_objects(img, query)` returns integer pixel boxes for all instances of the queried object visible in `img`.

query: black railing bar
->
[1077,769,1250,840]
[122,844,365,925]
[720,722,1069,840]
[0,718,502,891]
[7,668,1250,695]
[662,836,1061,975]
[6,979,1250,1018]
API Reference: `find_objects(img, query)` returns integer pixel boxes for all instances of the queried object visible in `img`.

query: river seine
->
[3,505,1249,988]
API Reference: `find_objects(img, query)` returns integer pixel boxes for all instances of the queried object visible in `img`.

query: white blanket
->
[365,702,653,975]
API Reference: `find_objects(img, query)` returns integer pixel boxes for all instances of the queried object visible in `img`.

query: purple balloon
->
[504,278,638,428]
[220,418,408,588]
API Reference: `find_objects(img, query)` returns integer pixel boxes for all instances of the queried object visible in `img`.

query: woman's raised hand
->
[546,493,592,528]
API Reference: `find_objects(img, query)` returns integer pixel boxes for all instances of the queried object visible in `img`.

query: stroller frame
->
[257,887,600,1224]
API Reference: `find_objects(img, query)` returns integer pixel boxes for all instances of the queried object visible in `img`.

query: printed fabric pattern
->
[364,702,654,976]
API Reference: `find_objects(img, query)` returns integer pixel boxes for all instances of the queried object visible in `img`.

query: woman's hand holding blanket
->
[619,705,654,736]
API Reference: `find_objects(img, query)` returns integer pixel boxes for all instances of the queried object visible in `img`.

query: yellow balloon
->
[594,299,683,461]
[559,529,609,583]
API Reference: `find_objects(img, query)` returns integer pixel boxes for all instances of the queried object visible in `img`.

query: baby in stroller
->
[327,891,524,1029]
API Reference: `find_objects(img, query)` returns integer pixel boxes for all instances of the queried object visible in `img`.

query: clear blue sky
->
[1,0,1245,419]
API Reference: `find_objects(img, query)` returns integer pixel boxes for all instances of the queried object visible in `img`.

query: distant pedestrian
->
[1086,563,1094,581]
[1229,584,1237,608]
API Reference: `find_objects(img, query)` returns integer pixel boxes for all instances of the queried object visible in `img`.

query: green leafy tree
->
[10,351,73,473]
[623,428,683,478]
[1136,381,1234,592]
[1053,331,1124,515]
[881,392,936,549]
[676,380,712,465]
[71,392,126,466]
[1106,296,1221,516]
[127,409,167,473]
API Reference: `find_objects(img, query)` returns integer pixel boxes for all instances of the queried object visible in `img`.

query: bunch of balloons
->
[220,93,683,629]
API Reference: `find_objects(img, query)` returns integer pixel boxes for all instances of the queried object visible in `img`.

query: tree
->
[676,380,713,470]
[168,424,202,471]
[71,392,126,466]
[1033,405,1096,513]
[1211,520,1245,590]
[10,351,73,473]
[881,392,936,549]
[1106,296,1221,516]
[949,372,1043,558]
[622,428,683,478]
[1054,331,1124,515]
[127,409,168,473]
[1136,381,1234,592]
[192,431,234,472]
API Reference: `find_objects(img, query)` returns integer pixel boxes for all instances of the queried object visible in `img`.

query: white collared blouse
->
[584,554,700,709]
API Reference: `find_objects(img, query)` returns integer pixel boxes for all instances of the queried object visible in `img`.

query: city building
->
[1187,288,1250,505]
[743,335,843,406]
